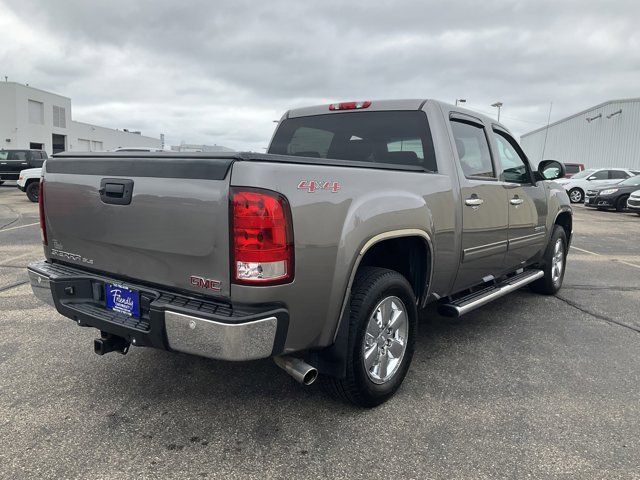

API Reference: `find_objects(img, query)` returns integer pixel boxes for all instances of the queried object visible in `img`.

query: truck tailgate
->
[43,155,234,298]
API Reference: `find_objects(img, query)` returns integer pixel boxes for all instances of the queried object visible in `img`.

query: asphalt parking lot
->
[1,183,639,479]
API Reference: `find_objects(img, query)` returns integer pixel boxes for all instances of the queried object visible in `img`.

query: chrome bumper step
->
[438,269,544,318]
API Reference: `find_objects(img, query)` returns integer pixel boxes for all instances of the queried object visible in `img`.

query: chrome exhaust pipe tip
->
[274,356,318,386]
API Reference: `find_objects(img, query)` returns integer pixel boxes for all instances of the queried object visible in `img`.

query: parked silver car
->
[627,189,640,215]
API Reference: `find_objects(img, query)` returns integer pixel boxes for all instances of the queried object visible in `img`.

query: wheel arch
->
[336,228,434,341]
[311,229,433,380]
[554,209,573,246]
[357,230,433,304]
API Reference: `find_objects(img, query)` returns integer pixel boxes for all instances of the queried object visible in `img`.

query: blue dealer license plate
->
[105,283,140,318]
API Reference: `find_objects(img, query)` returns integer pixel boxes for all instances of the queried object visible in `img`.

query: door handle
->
[465,196,484,207]
[510,197,524,205]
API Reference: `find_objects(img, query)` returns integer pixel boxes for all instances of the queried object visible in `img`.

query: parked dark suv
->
[0,149,48,184]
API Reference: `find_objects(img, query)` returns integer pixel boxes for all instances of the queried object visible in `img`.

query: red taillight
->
[38,178,47,245]
[329,101,371,111]
[231,188,294,285]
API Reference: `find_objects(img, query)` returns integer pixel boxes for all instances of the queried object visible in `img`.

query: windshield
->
[570,169,597,180]
[619,175,640,187]
[269,111,438,171]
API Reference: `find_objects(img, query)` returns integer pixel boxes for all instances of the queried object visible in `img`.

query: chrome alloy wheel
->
[362,296,408,384]
[551,238,565,285]
[569,189,583,203]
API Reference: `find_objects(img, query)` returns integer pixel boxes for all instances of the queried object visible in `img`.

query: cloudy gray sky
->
[1,0,638,150]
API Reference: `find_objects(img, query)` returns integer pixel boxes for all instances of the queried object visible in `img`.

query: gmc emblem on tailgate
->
[189,276,222,292]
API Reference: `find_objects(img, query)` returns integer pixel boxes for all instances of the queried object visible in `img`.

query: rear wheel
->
[321,267,417,407]
[568,188,584,204]
[26,181,39,203]
[615,195,629,212]
[530,226,567,295]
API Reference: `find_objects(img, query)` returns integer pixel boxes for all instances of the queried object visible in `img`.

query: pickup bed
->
[28,99,572,406]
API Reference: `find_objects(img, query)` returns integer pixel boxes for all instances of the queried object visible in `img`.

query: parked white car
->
[627,190,640,215]
[555,168,640,203]
[17,167,42,202]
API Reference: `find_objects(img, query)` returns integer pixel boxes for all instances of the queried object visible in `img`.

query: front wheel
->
[26,181,39,203]
[530,226,567,295]
[321,267,417,407]
[615,195,629,212]
[568,188,584,204]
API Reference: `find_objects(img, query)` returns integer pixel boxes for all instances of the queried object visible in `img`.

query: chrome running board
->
[438,269,544,318]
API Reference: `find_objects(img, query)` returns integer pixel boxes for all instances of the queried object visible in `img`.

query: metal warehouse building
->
[520,98,640,170]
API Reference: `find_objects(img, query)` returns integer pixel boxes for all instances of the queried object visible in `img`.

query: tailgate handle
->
[104,183,125,196]
[99,178,134,205]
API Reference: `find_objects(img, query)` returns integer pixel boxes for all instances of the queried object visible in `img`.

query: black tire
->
[321,267,417,408]
[568,188,584,204]
[530,225,567,295]
[615,195,629,212]
[25,181,39,203]
[0,180,4,186]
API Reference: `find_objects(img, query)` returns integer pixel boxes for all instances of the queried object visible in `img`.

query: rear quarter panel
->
[230,160,457,353]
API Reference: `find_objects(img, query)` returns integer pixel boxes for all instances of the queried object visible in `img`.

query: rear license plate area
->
[105,283,140,318]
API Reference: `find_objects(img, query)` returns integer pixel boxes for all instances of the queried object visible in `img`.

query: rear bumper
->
[27,260,288,361]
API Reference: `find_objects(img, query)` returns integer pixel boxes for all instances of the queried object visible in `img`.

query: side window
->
[589,170,608,180]
[8,151,27,161]
[565,164,580,174]
[287,127,334,158]
[493,130,531,183]
[450,120,494,178]
[610,170,628,179]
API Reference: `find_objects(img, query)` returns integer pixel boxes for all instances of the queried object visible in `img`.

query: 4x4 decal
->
[297,180,341,193]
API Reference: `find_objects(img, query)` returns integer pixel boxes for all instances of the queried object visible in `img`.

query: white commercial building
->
[521,98,640,170]
[171,143,235,153]
[0,82,161,154]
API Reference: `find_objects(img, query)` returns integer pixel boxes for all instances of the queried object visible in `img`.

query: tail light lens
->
[38,178,47,245]
[231,188,294,285]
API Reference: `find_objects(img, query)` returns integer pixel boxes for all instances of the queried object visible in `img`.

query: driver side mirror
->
[587,176,597,181]
[537,160,565,181]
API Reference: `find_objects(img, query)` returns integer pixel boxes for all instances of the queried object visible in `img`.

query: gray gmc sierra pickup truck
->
[28,99,572,407]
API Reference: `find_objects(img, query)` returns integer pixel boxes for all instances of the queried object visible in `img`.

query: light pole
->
[491,102,503,121]
[455,99,466,107]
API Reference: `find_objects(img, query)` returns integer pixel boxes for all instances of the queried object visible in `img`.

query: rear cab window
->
[269,111,438,172]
